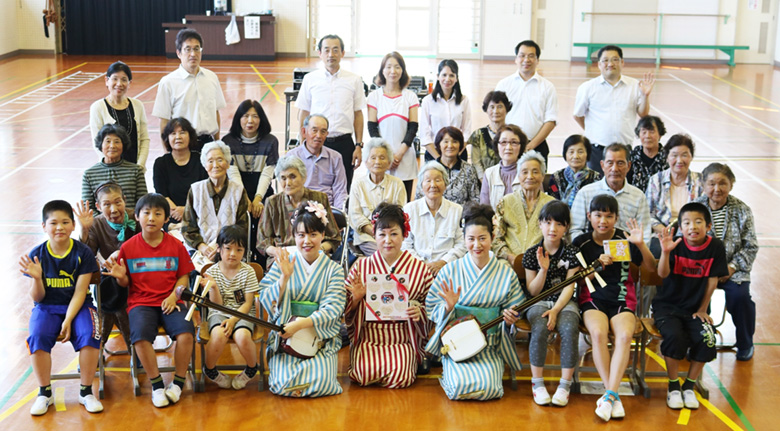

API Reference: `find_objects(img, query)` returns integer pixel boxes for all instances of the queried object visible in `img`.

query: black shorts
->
[580,298,634,320]
[655,312,717,363]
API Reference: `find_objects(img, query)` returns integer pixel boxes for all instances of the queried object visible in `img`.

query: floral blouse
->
[628,144,668,192]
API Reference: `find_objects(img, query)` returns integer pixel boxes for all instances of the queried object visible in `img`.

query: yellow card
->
[603,240,631,262]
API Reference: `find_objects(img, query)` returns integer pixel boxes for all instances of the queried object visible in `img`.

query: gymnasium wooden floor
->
[0,54,777,430]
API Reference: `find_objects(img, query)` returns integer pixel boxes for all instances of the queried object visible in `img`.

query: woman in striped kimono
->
[345,203,434,388]
[425,203,525,400]
[258,201,346,397]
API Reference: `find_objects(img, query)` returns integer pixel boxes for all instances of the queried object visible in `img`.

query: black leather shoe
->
[417,357,430,375]
[736,345,754,361]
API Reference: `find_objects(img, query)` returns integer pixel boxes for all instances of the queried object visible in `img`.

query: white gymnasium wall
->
[482,0,532,58]
[570,0,740,62]
[233,0,308,55]
[0,2,19,56]
[17,0,56,52]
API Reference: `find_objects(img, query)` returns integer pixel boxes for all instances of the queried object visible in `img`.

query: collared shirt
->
[570,177,652,242]
[401,198,466,264]
[152,65,227,136]
[181,179,250,249]
[495,72,558,139]
[286,143,348,209]
[573,74,644,146]
[693,195,758,283]
[418,93,472,145]
[645,169,704,230]
[348,174,407,246]
[295,68,366,136]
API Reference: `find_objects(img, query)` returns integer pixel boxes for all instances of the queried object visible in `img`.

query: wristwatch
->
[355,142,363,148]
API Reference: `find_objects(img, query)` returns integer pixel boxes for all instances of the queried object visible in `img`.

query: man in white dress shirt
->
[495,40,557,169]
[296,34,366,188]
[573,44,655,174]
[152,29,226,152]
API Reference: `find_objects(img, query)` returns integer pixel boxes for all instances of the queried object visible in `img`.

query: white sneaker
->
[551,387,570,407]
[78,394,103,413]
[611,398,625,418]
[595,395,613,422]
[208,371,232,389]
[231,370,254,390]
[29,395,53,416]
[151,388,169,408]
[164,383,182,404]
[667,389,684,409]
[683,389,700,409]
[532,385,552,405]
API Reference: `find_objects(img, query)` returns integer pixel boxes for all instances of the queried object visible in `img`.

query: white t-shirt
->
[367,88,420,180]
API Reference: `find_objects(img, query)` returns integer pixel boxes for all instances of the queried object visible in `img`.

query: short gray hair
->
[363,137,394,162]
[518,150,546,175]
[418,160,449,188]
[200,140,232,167]
[274,155,307,181]
[303,113,329,129]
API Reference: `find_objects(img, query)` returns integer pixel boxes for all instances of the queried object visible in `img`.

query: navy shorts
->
[128,306,194,344]
[655,312,717,363]
[27,303,101,354]
[580,298,634,320]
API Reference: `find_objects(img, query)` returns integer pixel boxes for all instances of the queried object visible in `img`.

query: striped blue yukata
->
[258,251,346,397]
[426,254,525,400]
[346,251,434,389]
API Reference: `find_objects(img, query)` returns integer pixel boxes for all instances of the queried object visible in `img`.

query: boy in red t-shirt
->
[103,193,195,408]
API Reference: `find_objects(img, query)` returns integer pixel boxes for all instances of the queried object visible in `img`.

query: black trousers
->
[325,134,356,190]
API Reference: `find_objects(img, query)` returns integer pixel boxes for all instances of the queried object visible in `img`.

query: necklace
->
[105,98,134,138]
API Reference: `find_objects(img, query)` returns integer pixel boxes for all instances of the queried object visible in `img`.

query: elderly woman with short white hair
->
[181,140,250,261]
[402,161,466,276]
[349,137,407,255]
[493,150,555,266]
[258,155,341,268]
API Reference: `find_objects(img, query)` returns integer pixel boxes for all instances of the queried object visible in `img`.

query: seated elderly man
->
[570,143,652,242]
[286,113,348,211]
[181,141,250,261]
[349,137,407,255]
[402,161,466,276]
[258,155,341,268]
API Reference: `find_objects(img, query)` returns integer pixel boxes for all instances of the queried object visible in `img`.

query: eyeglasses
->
[517,54,537,61]
[599,57,621,65]
[498,140,521,146]
[181,46,202,54]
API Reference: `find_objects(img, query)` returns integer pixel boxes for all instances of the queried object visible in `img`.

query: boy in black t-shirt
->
[654,202,727,411]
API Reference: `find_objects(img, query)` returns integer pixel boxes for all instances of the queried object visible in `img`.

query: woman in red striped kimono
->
[345,202,434,388]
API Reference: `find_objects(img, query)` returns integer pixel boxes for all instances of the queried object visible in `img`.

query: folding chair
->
[637,266,710,399]
[574,264,646,397]
[194,262,267,392]
[51,272,105,399]
[509,259,580,393]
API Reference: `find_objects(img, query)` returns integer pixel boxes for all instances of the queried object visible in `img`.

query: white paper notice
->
[245,16,261,39]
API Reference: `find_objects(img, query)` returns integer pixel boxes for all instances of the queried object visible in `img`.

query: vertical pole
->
[656,13,663,66]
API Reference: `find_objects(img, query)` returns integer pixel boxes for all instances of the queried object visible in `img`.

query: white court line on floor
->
[668,72,780,136]
[651,104,780,201]
[0,83,160,183]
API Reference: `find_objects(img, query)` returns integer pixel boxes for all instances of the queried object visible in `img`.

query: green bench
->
[573,43,750,67]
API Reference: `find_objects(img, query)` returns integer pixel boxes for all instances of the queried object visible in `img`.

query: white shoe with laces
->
[231,370,254,390]
[29,395,53,416]
[532,385,552,405]
[595,394,613,422]
[208,371,232,389]
[78,394,104,413]
[551,387,570,407]
[683,389,700,409]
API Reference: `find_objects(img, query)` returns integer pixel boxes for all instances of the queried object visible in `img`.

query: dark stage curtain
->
[62,0,231,56]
